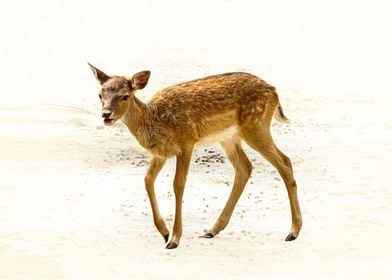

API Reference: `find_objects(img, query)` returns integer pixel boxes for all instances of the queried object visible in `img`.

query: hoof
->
[285,233,297,241]
[199,232,214,239]
[166,242,178,249]
[163,234,169,243]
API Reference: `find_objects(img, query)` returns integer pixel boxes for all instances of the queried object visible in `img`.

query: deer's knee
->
[278,151,291,167]
[244,159,253,177]
[237,161,252,180]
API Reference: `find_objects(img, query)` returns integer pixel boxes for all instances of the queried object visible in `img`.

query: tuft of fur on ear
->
[130,71,151,90]
[88,63,110,85]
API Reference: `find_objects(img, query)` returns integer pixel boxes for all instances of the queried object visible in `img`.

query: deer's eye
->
[99,94,102,100]
[122,95,129,101]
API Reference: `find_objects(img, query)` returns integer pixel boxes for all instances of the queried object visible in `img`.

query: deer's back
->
[147,72,278,148]
[150,72,276,115]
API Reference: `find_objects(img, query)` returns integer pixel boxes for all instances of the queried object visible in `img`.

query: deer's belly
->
[196,125,239,147]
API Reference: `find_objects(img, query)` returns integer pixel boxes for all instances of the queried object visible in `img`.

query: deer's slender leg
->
[166,147,193,249]
[241,124,302,241]
[144,156,169,242]
[201,139,253,238]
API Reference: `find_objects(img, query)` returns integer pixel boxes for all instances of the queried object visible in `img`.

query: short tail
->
[274,104,290,123]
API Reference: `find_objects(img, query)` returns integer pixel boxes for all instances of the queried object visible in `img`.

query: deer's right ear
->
[88,63,110,85]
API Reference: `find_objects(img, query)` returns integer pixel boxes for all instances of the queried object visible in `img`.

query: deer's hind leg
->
[240,118,302,241]
[201,137,252,238]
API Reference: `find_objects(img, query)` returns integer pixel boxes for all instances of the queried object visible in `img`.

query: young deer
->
[88,63,302,249]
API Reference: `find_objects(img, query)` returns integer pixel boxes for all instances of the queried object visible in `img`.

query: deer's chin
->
[103,118,116,126]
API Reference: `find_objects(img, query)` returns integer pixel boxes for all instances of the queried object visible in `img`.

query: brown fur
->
[88,64,302,249]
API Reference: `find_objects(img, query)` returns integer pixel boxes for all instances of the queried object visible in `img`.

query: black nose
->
[102,111,112,118]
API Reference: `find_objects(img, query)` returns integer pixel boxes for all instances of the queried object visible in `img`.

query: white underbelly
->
[196,126,238,147]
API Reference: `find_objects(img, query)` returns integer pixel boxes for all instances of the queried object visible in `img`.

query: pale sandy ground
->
[1,0,392,279]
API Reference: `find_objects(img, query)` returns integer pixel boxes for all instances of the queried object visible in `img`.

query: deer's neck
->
[121,96,154,149]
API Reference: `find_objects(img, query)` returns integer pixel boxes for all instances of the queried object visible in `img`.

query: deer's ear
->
[130,71,151,90]
[88,63,110,85]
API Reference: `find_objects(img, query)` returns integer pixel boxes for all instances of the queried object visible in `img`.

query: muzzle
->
[101,108,115,126]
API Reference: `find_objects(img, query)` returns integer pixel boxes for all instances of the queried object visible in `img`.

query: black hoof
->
[285,233,297,241]
[163,234,169,243]
[199,232,214,239]
[166,242,178,249]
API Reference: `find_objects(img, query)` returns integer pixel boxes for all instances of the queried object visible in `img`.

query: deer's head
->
[88,63,150,126]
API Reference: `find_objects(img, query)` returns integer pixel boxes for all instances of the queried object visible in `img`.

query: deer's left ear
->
[129,71,151,90]
[88,63,110,85]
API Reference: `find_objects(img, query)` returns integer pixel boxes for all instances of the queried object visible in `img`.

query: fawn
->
[88,63,302,249]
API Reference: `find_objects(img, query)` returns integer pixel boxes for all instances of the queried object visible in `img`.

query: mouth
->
[103,117,116,126]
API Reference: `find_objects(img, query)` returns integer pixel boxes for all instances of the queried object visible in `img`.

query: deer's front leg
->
[166,148,193,249]
[145,156,169,242]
